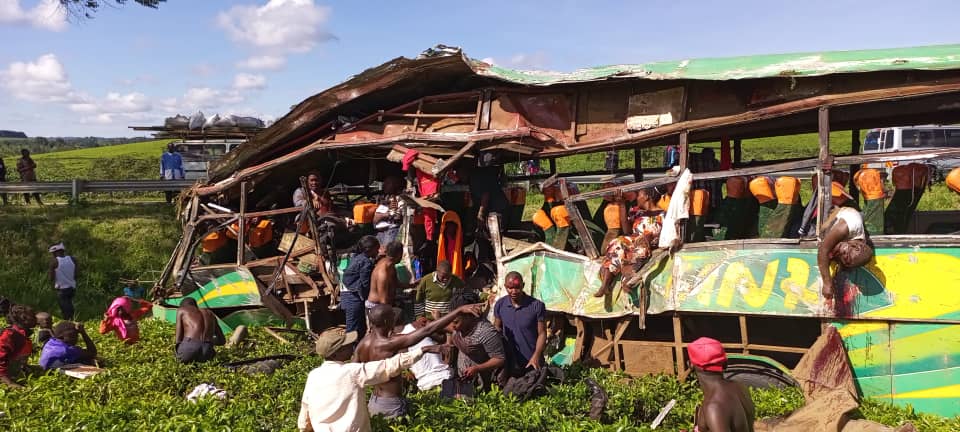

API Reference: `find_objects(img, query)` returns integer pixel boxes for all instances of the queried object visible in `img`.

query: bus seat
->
[947,167,960,193]
[854,169,885,234]
[886,163,930,234]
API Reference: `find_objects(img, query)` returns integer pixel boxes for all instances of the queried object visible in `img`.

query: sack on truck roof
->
[188,111,206,130]
[164,114,189,129]
[232,115,264,128]
[203,114,221,129]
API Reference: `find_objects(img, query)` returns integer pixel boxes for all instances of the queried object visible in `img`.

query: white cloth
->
[658,169,693,249]
[186,383,227,402]
[836,207,866,241]
[374,200,405,230]
[54,256,76,289]
[400,324,452,391]
[297,348,424,432]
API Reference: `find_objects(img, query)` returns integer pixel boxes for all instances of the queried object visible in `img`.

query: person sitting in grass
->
[0,304,37,389]
[100,296,153,344]
[39,321,97,370]
[175,298,225,364]
[688,337,755,432]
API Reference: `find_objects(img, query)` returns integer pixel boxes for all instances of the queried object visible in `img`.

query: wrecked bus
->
[151,44,960,416]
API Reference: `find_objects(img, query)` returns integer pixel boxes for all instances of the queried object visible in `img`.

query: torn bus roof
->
[209,43,960,183]
[475,44,960,83]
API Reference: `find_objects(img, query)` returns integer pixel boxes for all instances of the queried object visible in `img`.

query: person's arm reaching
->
[71,257,79,280]
[75,323,97,361]
[355,346,442,387]
[174,309,183,345]
[387,304,483,350]
[818,220,849,299]
[49,258,57,283]
[702,404,731,432]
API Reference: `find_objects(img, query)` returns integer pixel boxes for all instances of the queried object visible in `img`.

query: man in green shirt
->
[414,261,465,319]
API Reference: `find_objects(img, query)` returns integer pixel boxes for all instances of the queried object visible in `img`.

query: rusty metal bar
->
[673,314,687,380]
[411,99,424,131]
[237,181,248,266]
[733,138,742,166]
[849,129,861,203]
[634,145,643,182]
[817,107,832,236]
[196,206,304,221]
[739,315,749,355]
[379,112,475,119]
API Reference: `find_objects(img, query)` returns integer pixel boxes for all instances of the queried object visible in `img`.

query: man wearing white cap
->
[48,243,78,320]
[297,327,443,432]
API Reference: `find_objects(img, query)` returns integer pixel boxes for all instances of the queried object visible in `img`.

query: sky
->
[1,0,959,137]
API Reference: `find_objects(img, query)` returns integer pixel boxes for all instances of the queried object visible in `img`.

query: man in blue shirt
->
[493,272,546,375]
[160,143,185,204]
[340,235,380,338]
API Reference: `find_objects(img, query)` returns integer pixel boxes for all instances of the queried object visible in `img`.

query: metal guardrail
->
[0,179,196,200]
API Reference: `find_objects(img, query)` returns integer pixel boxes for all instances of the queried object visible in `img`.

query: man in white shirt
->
[298,327,442,432]
[48,243,78,320]
[818,206,873,300]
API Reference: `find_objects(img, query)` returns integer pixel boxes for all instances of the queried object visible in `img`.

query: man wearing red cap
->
[687,337,754,432]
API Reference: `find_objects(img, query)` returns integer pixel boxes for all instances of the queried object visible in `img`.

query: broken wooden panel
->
[626,87,685,132]
[581,83,631,142]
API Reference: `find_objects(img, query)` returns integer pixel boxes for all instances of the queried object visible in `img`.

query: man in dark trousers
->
[688,337,755,432]
[174,298,225,363]
[48,243,78,320]
[340,235,380,338]
[494,272,546,374]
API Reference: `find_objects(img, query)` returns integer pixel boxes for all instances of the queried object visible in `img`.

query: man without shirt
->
[174,298,225,363]
[688,337,755,432]
[356,302,483,419]
[367,241,415,312]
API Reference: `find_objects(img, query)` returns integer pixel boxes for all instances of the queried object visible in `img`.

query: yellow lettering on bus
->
[717,260,777,308]
[780,258,815,311]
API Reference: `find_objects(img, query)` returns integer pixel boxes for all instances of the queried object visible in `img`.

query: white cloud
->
[218,0,334,71]
[481,52,551,70]
[237,55,286,71]
[233,73,266,90]
[182,87,245,110]
[1,53,79,102]
[191,63,217,77]
[0,0,67,31]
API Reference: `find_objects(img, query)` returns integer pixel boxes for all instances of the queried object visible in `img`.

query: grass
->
[0,203,179,319]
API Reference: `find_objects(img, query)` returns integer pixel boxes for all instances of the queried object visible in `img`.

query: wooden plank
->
[733,138,742,166]
[572,317,586,362]
[432,140,477,175]
[237,181,247,265]
[678,131,689,173]
[612,317,630,371]
[739,315,749,355]
[673,314,685,379]
[560,179,599,258]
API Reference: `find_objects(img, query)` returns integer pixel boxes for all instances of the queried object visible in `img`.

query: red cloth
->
[401,149,420,171]
[422,208,438,240]
[0,325,32,378]
[99,296,152,344]
[687,337,726,372]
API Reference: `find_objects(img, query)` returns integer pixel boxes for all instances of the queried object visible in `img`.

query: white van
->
[173,140,245,180]
[862,126,960,177]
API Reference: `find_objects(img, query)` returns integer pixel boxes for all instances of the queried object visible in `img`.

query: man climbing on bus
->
[817,184,874,300]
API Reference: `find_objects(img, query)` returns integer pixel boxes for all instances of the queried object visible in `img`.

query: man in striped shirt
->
[413,261,464,319]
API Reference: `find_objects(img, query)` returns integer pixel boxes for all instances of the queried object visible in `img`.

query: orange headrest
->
[550,205,571,228]
[532,209,554,230]
[749,177,775,204]
[854,169,884,200]
[947,167,960,193]
[726,176,748,199]
[691,189,710,216]
[603,203,622,230]
[657,195,671,212]
[775,177,800,205]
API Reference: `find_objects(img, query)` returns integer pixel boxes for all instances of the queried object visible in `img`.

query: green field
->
[2,139,171,182]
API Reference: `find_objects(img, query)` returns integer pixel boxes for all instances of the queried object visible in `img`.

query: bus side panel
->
[835,322,893,405]
[888,322,960,417]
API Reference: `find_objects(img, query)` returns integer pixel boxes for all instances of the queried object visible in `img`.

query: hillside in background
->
[2,139,171,181]
[0,130,27,139]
